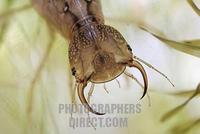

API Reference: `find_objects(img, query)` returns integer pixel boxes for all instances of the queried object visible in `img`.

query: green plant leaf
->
[0,0,14,45]
[141,28,200,58]
[161,83,200,122]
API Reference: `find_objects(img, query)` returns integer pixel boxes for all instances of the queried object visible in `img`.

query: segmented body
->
[32,0,148,115]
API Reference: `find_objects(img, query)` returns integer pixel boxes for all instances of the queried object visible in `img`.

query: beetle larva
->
[32,0,173,115]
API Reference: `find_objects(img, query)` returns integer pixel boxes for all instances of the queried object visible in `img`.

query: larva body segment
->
[32,0,104,39]
[32,0,148,115]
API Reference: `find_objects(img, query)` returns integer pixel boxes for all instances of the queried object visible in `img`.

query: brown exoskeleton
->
[32,0,173,115]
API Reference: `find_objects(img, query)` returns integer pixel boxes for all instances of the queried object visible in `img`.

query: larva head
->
[70,25,148,115]
[69,25,133,83]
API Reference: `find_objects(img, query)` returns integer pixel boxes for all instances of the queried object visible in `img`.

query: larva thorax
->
[32,0,104,38]
[67,0,104,37]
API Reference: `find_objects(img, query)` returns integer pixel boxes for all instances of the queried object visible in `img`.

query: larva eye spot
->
[127,44,133,52]
[71,67,76,76]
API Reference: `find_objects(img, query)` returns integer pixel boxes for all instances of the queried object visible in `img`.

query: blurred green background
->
[0,0,200,134]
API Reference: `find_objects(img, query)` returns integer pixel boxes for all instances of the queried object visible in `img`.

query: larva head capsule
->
[69,24,148,115]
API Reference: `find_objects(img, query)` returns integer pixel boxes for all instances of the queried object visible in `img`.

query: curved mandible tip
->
[129,60,148,99]
[77,83,105,115]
